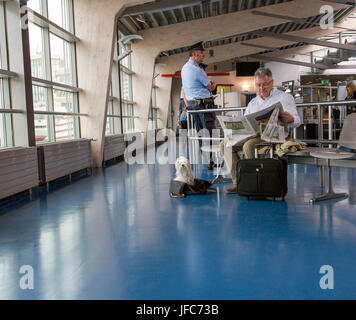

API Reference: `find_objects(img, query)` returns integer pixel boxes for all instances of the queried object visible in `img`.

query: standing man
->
[220,67,301,193]
[181,41,217,169]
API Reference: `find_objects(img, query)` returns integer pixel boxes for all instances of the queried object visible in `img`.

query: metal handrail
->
[296,100,356,107]
[186,101,355,163]
[187,107,246,114]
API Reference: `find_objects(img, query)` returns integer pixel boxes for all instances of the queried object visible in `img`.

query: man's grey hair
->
[254,67,273,79]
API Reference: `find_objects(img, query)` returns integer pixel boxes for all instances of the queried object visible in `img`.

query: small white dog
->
[174,156,195,186]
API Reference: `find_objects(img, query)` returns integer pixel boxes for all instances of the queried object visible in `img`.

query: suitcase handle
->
[255,143,274,159]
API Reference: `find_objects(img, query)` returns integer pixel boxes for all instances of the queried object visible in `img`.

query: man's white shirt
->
[244,88,301,136]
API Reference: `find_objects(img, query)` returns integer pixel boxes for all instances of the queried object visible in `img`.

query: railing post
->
[328,105,333,147]
[317,104,322,147]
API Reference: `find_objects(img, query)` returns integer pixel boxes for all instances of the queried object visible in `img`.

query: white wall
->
[265,55,312,87]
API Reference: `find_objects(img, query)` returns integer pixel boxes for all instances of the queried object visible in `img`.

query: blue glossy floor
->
[0,158,356,300]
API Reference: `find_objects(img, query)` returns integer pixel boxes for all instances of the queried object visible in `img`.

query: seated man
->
[220,67,301,194]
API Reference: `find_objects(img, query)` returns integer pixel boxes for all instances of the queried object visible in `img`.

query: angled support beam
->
[251,10,356,32]
[121,0,219,17]
[120,17,139,34]
[117,20,132,36]
[240,42,278,51]
[253,30,356,51]
[241,42,342,62]
[249,54,356,69]
[249,54,331,70]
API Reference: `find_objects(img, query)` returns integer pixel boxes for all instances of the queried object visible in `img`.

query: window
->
[106,30,135,136]
[0,2,13,148]
[118,32,135,133]
[28,0,79,143]
[27,0,41,13]
[106,85,122,136]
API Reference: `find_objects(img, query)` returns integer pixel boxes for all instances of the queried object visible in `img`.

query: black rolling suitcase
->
[236,144,288,200]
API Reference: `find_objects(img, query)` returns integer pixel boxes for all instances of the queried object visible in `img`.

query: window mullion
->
[0,3,8,70]
[42,2,56,141]
[41,0,48,18]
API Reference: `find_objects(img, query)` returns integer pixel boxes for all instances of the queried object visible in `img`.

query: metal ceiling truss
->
[249,54,356,69]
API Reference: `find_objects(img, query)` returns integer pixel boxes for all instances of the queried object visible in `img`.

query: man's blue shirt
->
[181,59,212,100]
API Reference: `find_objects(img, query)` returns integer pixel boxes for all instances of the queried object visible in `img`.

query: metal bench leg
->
[319,166,324,188]
[311,160,348,203]
[211,150,232,184]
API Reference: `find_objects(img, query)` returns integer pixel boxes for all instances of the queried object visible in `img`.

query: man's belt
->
[188,97,214,106]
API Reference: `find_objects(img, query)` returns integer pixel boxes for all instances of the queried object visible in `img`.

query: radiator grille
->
[38,139,92,183]
[0,147,39,200]
[103,134,126,162]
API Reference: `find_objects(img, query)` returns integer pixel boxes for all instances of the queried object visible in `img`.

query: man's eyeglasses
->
[255,80,273,89]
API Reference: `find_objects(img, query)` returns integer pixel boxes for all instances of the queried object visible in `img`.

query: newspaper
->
[217,115,257,147]
[217,102,285,146]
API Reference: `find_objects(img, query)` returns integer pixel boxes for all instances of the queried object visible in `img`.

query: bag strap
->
[187,185,217,194]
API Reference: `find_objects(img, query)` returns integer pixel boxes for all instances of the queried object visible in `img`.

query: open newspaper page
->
[217,115,258,147]
[245,102,286,143]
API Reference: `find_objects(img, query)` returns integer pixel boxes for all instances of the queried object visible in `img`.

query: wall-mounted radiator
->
[37,139,92,189]
[0,147,39,200]
[103,134,126,162]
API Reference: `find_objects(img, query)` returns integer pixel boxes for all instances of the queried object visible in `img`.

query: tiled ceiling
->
[117,0,355,58]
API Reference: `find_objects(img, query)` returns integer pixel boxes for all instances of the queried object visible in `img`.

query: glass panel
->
[153,109,157,129]
[27,0,41,13]
[113,101,120,116]
[113,117,121,135]
[120,71,132,101]
[32,85,48,111]
[151,87,157,107]
[50,33,74,85]
[0,2,6,70]
[147,120,153,130]
[0,113,6,148]
[0,79,4,108]
[107,100,113,115]
[29,23,45,79]
[106,101,113,136]
[53,89,75,113]
[35,114,50,143]
[55,115,75,141]
[119,43,131,69]
[48,0,71,31]
[105,119,111,136]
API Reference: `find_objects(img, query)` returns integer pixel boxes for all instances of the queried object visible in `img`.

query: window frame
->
[0,1,14,148]
[28,0,81,143]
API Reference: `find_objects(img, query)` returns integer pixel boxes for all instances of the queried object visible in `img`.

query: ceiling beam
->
[228,0,233,13]
[241,42,344,62]
[148,13,160,28]
[117,20,131,36]
[199,3,204,19]
[120,17,139,34]
[135,0,348,53]
[180,7,187,21]
[253,30,356,51]
[240,42,278,51]
[249,54,356,69]
[160,11,169,25]
[121,0,219,17]
[249,54,331,69]
[171,10,179,23]
[251,10,356,32]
